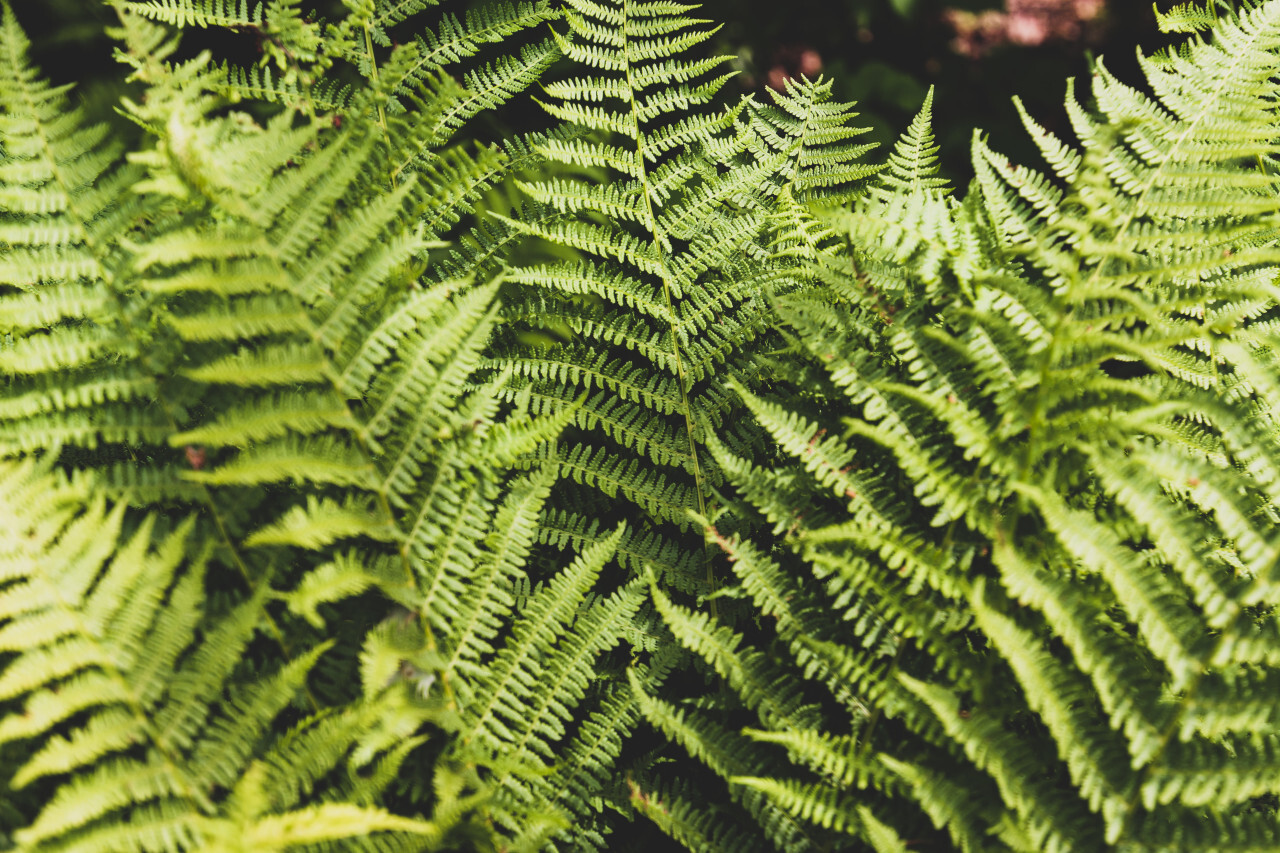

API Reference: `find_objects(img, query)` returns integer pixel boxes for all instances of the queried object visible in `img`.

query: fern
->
[639,2,1280,849]
[8,0,1280,850]
[487,0,879,623]
[1,1,630,848]
[0,457,456,851]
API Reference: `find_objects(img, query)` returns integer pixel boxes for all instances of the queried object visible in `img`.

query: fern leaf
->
[111,0,264,28]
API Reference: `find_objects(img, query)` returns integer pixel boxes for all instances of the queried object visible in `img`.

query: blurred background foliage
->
[19,0,1187,184]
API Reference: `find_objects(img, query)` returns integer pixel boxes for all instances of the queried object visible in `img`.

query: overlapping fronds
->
[638,4,1280,849]
[0,4,166,477]
[0,457,459,852]
[11,0,1280,850]
[2,2,634,848]
[109,0,560,223]
[489,0,879,603]
[378,1,559,107]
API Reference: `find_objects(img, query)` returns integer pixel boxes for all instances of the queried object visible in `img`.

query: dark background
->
[697,0,1179,182]
[16,0,1188,183]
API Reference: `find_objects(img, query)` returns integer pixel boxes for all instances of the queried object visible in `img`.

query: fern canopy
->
[643,1,1280,849]
[5,0,1280,851]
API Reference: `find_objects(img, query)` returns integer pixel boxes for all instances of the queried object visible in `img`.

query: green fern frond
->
[109,0,265,29]
[0,3,165,465]
[0,458,445,850]
[643,4,1280,849]
[646,573,818,730]
[382,0,557,95]
[634,667,833,849]
[456,526,624,752]
[729,776,863,836]
[875,85,947,196]
[1157,1,1221,33]
[738,76,880,204]
[625,775,769,853]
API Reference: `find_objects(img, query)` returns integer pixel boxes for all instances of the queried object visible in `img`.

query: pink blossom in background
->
[765,45,823,91]
[1005,12,1050,45]
[945,0,1106,57]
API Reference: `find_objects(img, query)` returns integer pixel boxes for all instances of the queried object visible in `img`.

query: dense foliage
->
[4,1,1280,850]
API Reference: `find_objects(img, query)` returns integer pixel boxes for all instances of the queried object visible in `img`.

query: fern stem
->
[362,21,395,186]
[619,0,717,617]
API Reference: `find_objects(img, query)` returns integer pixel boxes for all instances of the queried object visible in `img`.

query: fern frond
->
[1157,1,1220,33]
[625,775,769,853]
[626,669,820,852]
[875,85,947,197]
[0,3,165,464]
[646,573,818,730]
[383,0,557,96]
[110,0,265,29]
[654,5,1280,849]
[0,458,443,850]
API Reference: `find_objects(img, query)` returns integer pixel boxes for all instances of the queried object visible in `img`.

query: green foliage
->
[0,457,453,850]
[650,1,1280,849]
[5,0,1280,850]
[1,0,621,848]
